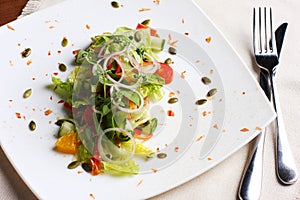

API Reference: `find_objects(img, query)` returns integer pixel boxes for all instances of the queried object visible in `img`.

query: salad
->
[51,22,174,176]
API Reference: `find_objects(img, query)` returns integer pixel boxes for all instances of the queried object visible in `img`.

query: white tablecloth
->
[1,0,300,199]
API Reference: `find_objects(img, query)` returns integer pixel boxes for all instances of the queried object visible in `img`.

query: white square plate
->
[0,0,275,199]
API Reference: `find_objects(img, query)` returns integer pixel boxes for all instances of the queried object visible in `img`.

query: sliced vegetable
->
[150,36,165,52]
[57,120,76,138]
[136,23,157,36]
[55,132,77,154]
[155,63,174,84]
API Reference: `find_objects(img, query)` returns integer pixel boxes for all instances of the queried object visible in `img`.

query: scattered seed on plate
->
[67,161,81,169]
[151,168,158,173]
[201,77,211,85]
[23,88,32,99]
[167,110,175,117]
[61,37,68,47]
[6,24,15,31]
[240,128,249,132]
[58,63,67,72]
[44,109,53,116]
[205,36,212,43]
[89,193,95,199]
[164,58,172,64]
[206,88,217,98]
[157,153,167,159]
[21,48,31,58]
[137,179,143,186]
[139,8,151,12]
[85,24,91,30]
[168,97,178,104]
[141,19,151,26]
[146,152,156,160]
[134,31,142,42]
[168,46,177,55]
[111,1,120,8]
[28,120,36,131]
[15,112,21,119]
[195,99,207,105]
[81,162,92,172]
[26,60,32,66]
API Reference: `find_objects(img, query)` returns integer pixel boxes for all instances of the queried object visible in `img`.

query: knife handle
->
[270,74,298,184]
[238,130,265,200]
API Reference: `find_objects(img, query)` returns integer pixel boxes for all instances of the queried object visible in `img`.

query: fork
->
[239,7,298,200]
[253,7,298,186]
[238,8,274,200]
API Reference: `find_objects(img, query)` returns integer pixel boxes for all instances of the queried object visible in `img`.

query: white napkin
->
[18,0,43,18]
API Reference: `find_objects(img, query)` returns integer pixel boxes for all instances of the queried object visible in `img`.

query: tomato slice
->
[155,63,173,84]
[136,23,157,36]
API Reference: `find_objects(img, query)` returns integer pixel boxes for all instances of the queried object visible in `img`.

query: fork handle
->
[238,130,265,200]
[270,74,298,184]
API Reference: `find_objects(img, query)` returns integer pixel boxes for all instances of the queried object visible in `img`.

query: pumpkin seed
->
[111,1,120,8]
[138,120,150,127]
[58,63,67,72]
[105,154,112,159]
[206,88,217,98]
[146,152,156,159]
[67,161,80,169]
[23,88,32,98]
[82,162,92,172]
[141,19,151,26]
[168,47,177,55]
[21,48,31,58]
[55,118,75,126]
[164,58,172,64]
[29,120,36,131]
[201,77,211,85]
[134,31,142,42]
[61,37,68,47]
[157,153,167,159]
[168,97,178,104]
[195,99,207,105]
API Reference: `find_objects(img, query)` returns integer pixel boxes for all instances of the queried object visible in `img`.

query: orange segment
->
[55,132,77,154]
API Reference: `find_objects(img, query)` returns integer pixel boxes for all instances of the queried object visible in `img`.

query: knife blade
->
[199,23,288,159]
[275,23,288,58]
[260,22,288,96]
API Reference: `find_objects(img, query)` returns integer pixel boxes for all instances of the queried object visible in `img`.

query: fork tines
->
[253,7,277,55]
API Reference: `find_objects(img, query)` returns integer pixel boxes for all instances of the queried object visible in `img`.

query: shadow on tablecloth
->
[0,146,38,200]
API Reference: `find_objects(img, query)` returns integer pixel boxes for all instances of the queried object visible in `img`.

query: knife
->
[238,23,288,200]
[260,22,288,92]
[199,23,288,160]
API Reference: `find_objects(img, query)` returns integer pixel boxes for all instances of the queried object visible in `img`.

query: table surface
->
[0,0,29,26]
[0,0,300,199]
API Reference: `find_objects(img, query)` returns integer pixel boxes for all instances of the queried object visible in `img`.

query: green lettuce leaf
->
[121,141,155,159]
[102,160,139,176]
[137,83,165,103]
